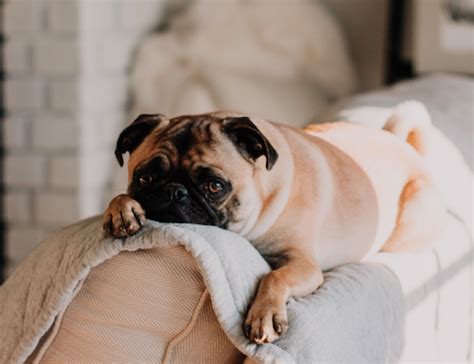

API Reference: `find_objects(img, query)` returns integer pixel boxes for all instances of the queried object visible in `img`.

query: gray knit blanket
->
[0,217,405,363]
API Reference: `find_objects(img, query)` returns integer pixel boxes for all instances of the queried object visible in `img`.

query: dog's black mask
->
[128,165,228,227]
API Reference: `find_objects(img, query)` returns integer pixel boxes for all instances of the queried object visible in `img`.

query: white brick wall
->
[6,226,46,275]
[3,116,29,149]
[49,80,78,112]
[46,0,78,34]
[3,0,165,277]
[4,0,81,277]
[4,40,30,74]
[4,191,32,224]
[4,154,47,188]
[35,192,79,224]
[4,1,43,35]
[50,155,79,189]
[32,116,78,150]
[4,79,44,111]
[33,38,79,76]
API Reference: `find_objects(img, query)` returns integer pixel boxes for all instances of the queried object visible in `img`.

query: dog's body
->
[104,101,446,345]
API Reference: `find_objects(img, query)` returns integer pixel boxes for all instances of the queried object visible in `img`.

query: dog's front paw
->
[103,194,146,238]
[244,296,288,345]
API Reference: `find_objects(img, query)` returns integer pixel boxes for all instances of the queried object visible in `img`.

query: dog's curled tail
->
[383,100,432,156]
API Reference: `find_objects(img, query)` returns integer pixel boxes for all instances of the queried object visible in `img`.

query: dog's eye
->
[139,174,153,186]
[208,180,224,194]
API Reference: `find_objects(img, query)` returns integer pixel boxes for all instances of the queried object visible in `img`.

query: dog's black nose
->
[163,183,189,202]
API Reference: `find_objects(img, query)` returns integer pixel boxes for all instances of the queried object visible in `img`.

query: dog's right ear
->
[222,116,278,170]
[115,114,168,167]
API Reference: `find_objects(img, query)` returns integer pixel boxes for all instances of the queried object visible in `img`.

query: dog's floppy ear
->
[222,116,278,170]
[115,114,167,167]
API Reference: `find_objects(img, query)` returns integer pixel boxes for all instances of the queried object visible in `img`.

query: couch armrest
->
[35,246,243,363]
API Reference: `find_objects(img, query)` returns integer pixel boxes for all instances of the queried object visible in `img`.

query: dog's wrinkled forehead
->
[155,114,221,155]
[126,114,225,174]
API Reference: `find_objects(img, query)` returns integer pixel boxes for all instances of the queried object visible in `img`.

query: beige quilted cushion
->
[33,246,243,363]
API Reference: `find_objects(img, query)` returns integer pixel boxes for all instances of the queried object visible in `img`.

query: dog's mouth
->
[146,209,186,223]
[136,196,226,227]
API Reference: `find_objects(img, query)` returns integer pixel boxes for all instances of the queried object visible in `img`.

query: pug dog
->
[103,101,446,345]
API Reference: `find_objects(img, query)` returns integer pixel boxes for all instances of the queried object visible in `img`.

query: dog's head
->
[114,112,278,230]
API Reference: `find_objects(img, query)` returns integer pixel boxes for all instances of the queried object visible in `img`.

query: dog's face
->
[115,113,278,231]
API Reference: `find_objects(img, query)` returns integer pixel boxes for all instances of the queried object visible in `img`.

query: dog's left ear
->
[222,116,278,170]
[115,114,167,167]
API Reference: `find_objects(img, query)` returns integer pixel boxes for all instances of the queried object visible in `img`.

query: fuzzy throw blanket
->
[0,217,406,363]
